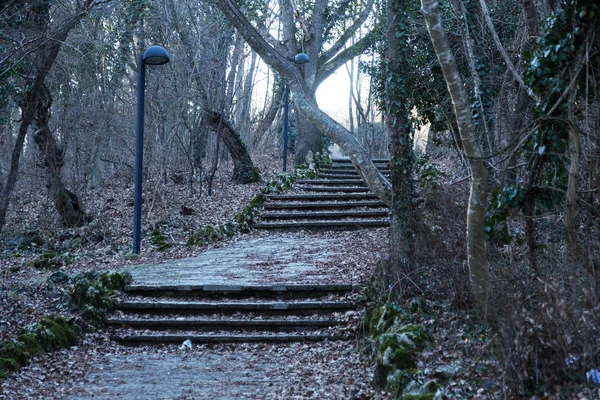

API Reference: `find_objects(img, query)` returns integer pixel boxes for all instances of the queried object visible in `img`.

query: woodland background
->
[1,0,599,397]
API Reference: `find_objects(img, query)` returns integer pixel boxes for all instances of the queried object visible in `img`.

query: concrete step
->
[124,283,354,298]
[107,318,342,331]
[266,193,379,201]
[116,300,356,314]
[252,220,389,230]
[260,210,388,220]
[262,200,387,210]
[330,158,389,163]
[317,173,388,179]
[300,186,372,193]
[112,333,349,345]
[296,179,366,186]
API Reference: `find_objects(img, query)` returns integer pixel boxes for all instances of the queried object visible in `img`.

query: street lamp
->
[283,53,309,172]
[133,45,170,254]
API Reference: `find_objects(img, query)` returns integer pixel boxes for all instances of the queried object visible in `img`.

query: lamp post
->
[282,53,309,172]
[133,45,170,254]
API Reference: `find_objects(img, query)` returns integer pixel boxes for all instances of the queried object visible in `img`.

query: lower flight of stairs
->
[109,283,359,345]
[252,158,390,230]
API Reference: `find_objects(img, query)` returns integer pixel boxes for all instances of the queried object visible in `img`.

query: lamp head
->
[293,53,309,64]
[143,45,170,66]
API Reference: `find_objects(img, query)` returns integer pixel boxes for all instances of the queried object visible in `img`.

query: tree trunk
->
[294,98,323,164]
[386,0,415,280]
[421,0,490,316]
[212,0,392,206]
[208,111,260,183]
[0,1,93,233]
[33,86,87,227]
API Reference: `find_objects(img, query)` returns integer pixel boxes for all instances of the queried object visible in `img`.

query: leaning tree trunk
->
[33,87,87,227]
[208,111,260,183]
[421,0,490,316]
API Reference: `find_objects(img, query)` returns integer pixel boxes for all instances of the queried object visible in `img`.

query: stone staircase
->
[252,158,390,230]
[109,283,359,345]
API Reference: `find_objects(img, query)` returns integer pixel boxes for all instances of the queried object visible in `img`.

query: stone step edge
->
[266,194,378,200]
[300,187,372,193]
[107,319,343,328]
[296,179,365,184]
[117,300,356,311]
[252,220,389,229]
[330,158,389,163]
[112,334,350,344]
[263,201,387,210]
[260,210,388,219]
[124,283,354,293]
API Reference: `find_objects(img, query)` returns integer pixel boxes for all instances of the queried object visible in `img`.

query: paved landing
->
[128,236,343,286]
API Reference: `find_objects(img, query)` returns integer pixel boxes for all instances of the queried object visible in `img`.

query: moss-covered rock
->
[400,379,440,400]
[369,303,434,397]
[68,271,132,326]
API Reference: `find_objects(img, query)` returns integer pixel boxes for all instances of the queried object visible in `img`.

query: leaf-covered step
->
[112,333,350,345]
[300,186,373,193]
[260,210,388,220]
[252,220,389,229]
[330,158,389,164]
[262,200,388,210]
[123,283,354,298]
[107,318,342,331]
[116,300,356,314]
[266,193,379,201]
[296,179,366,186]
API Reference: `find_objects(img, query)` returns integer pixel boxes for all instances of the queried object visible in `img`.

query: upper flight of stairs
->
[109,283,359,345]
[252,158,390,230]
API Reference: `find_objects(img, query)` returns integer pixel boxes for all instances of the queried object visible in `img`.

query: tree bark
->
[33,86,87,227]
[421,0,490,316]
[386,0,415,279]
[208,111,260,183]
[0,0,97,233]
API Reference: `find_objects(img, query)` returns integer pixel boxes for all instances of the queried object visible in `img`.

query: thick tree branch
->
[319,0,375,63]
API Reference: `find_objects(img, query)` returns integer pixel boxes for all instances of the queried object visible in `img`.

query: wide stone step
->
[124,283,354,298]
[108,318,341,331]
[260,210,388,220]
[300,186,372,193]
[318,173,388,180]
[252,220,389,230]
[266,193,378,201]
[296,179,366,186]
[330,158,389,164]
[112,333,349,345]
[262,200,387,210]
[117,300,356,314]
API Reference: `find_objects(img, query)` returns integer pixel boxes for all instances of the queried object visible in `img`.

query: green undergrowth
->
[0,315,79,379]
[65,271,132,326]
[0,270,132,380]
[187,152,331,247]
[367,302,442,399]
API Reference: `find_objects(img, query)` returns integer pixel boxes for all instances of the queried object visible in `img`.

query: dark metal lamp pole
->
[282,53,309,172]
[133,45,170,254]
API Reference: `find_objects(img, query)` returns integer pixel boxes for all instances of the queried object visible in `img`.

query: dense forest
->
[1,0,599,397]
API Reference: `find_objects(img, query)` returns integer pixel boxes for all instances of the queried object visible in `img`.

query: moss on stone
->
[68,271,132,326]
